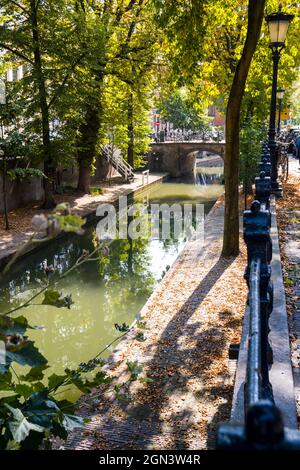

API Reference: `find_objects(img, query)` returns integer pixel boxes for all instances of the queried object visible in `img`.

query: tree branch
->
[0,42,34,65]
[47,52,87,109]
[9,1,28,14]
[118,0,145,54]
[115,0,137,25]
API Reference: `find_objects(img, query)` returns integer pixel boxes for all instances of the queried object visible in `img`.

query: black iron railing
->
[152,130,225,143]
[217,143,300,450]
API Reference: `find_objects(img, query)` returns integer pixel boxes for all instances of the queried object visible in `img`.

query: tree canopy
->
[0,0,299,231]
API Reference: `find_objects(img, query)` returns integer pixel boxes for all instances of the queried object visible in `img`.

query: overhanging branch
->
[0,42,34,65]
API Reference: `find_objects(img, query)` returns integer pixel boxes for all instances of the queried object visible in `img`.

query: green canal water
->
[0,173,223,400]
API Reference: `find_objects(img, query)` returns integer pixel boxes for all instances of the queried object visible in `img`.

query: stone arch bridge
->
[149,141,225,177]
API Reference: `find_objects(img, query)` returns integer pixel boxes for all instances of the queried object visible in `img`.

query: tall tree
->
[0,0,84,207]
[222,0,266,256]
[74,0,156,193]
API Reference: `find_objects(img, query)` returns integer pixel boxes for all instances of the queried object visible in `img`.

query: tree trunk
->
[222,0,266,257]
[77,162,92,194]
[76,73,103,194]
[43,162,56,209]
[127,92,134,167]
[30,0,56,209]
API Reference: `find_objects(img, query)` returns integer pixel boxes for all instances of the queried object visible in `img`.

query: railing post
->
[243,200,273,404]
[217,138,300,450]
[259,159,271,178]
[255,171,271,210]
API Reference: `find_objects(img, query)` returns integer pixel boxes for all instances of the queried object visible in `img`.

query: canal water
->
[0,167,223,400]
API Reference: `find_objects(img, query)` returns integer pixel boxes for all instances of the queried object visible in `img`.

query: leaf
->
[66,375,91,394]
[24,392,60,429]
[15,384,34,400]
[56,214,85,234]
[62,414,85,432]
[139,377,155,383]
[48,373,67,391]
[42,289,60,306]
[92,371,112,386]
[56,399,75,415]
[51,421,68,440]
[5,405,45,443]
[7,168,45,181]
[0,371,13,390]
[0,315,29,336]
[6,340,47,369]
[42,289,74,309]
[0,395,20,410]
[136,321,148,330]
[20,365,48,383]
[32,382,46,393]
[126,360,143,380]
[65,368,110,393]
[134,332,146,342]
[114,322,130,332]
[0,362,9,375]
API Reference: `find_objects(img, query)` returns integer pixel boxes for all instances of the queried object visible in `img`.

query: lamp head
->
[277,87,285,100]
[265,4,294,47]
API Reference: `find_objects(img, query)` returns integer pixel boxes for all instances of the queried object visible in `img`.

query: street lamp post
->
[277,87,285,134]
[265,5,294,195]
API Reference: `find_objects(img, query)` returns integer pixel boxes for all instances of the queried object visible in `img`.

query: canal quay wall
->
[0,172,167,271]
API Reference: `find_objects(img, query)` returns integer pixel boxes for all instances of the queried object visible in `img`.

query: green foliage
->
[240,121,266,192]
[6,168,45,181]
[90,187,104,196]
[114,323,130,332]
[139,377,155,383]
[159,89,210,131]
[153,0,208,84]
[53,214,86,235]
[134,331,146,342]
[0,211,116,448]
[5,404,45,443]
[126,360,143,381]
[0,0,299,194]
[0,315,31,336]
[100,75,153,169]
[0,306,114,449]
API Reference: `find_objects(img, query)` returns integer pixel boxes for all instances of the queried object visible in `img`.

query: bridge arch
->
[149,142,225,177]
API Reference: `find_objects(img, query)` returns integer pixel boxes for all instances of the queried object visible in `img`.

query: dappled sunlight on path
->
[63,201,247,450]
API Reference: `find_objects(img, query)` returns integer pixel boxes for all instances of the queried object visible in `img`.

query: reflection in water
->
[0,170,223,400]
[195,154,224,188]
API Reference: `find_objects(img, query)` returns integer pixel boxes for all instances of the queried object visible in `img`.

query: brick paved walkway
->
[61,200,247,450]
